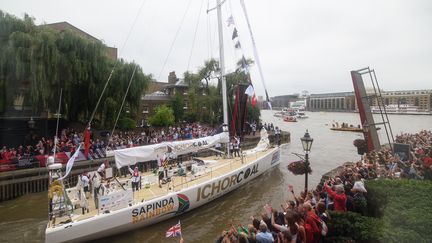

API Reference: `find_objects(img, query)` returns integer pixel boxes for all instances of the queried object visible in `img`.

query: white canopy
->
[114,132,229,168]
[243,129,270,156]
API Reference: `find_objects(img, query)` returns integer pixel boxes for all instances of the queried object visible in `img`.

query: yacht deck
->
[49,149,271,227]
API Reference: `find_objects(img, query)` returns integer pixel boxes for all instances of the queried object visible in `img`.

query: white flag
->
[58,145,81,180]
[267,101,273,110]
[226,15,234,27]
[245,84,255,96]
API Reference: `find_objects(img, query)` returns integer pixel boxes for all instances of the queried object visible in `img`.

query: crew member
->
[97,160,109,179]
[229,139,234,157]
[81,171,90,197]
[215,142,222,157]
[158,166,164,188]
[233,137,240,157]
[92,173,102,209]
[128,166,141,191]
[275,126,281,146]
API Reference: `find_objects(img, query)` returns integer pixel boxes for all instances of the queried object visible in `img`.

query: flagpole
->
[239,0,272,109]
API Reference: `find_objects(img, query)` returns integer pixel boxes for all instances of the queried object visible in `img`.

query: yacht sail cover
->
[244,129,270,156]
[114,132,229,168]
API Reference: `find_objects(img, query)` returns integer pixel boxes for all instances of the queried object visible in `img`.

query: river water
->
[0,111,430,243]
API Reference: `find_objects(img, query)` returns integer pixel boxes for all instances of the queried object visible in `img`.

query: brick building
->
[139,72,199,126]
[43,22,117,60]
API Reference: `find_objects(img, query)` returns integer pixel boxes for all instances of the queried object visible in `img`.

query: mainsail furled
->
[243,129,270,156]
[114,132,229,168]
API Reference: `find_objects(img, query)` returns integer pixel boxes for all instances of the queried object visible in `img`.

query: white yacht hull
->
[45,147,281,243]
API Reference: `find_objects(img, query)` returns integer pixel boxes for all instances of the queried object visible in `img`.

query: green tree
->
[118,117,136,130]
[0,10,151,128]
[180,57,260,126]
[170,91,184,122]
[198,58,219,94]
[148,105,175,127]
[247,102,261,123]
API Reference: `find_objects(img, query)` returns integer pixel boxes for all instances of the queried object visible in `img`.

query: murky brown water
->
[0,111,430,243]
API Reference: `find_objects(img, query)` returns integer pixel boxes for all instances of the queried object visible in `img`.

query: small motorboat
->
[283,116,297,122]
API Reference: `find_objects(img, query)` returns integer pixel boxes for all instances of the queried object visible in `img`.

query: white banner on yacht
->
[58,144,81,180]
[114,132,229,168]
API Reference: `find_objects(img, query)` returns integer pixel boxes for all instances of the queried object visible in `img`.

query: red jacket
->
[305,211,321,243]
[324,184,347,212]
[424,157,432,168]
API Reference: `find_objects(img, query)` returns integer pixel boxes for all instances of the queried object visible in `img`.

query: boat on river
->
[330,127,381,132]
[283,116,297,122]
[45,1,283,242]
[295,110,308,119]
[45,131,281,242]
[371,104,431,115]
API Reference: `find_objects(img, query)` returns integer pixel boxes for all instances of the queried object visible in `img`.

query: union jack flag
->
[166,221,182,238]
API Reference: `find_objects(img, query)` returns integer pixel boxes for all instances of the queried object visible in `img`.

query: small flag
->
[232,28,238,39]
[84,125,91,158]
[226,15,234,27]
[240,56,249,72]
[166,221,182,238]
[245,84,257,107]
[58,144,82,180]
[267,101,272,110]
[251,93,257,107]
[245,84,255,97]
[234,41,241,49]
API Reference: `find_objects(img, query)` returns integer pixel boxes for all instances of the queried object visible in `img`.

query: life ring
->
[48,180,64,199]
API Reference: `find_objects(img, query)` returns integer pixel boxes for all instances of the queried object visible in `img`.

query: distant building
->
[307,89,432,112]
[257,96,265,109]
[308,92,357,111]
[271,95,302,109]
[371,89,432,112]
[43,22,117,60]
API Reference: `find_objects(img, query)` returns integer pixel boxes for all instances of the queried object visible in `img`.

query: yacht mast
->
[53,88,62,161]
[216,0,230,155]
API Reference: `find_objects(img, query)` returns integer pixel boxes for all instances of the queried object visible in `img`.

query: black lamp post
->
[300,130,313,194]
[362,121,369,153]
[28,117,36,129]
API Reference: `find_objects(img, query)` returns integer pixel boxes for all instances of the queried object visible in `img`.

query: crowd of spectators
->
[106,123,215,151]
[0,123,217,168]
[215,130,432,243]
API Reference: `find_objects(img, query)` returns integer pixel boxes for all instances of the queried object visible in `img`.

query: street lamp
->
[362,121,370,154]
[300,130,313,194]
[28,117,36,129]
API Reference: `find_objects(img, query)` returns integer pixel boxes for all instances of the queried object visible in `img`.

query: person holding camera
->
[323,180,347,212]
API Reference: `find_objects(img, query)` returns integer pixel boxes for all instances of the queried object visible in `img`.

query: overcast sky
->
[2,0,432,97]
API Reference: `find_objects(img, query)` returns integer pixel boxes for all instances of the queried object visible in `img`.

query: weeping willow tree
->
[0,10,150,127]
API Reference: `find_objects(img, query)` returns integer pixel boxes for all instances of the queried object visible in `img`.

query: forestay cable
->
[157,0,193,81]
[187,0,205,71]
[239,0,272,109]
[88,0,149,126]
[110,65,138,140]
